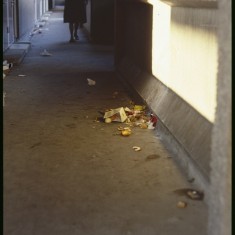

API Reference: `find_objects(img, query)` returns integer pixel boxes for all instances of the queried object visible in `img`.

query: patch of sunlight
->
[147,0,217,123]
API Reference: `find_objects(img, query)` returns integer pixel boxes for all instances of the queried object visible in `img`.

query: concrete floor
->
[3,10,208,235]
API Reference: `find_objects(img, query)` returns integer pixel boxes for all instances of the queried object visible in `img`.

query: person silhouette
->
[63,0,88,42]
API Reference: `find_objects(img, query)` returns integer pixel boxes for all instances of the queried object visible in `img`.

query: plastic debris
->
[3,73,6,79]
[40,49,52,56]
[3,66,9,71]
[3,63,13,70]
[18,74,26,77]
[133,146,141,151]
[104,107,127,123]
[98,104,158,133]
[147,114,158,129]
[3,62,13,76]
[87,78,96,86]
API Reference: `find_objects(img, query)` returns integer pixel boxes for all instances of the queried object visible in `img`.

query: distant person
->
[63,0,88,42]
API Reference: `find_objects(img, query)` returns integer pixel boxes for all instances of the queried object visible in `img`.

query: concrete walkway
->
[3,10,208,235]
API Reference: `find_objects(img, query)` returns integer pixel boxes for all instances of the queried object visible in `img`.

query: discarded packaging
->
[133,146,141,151]
[147,114,158,129]
[87,78,96,86]
[150,114,157,125]
[104,107,127,123]
[147,122,155,130]
[40,49,52,56]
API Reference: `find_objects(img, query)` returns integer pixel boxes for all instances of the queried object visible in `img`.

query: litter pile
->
[3,60,14,107]
[3,60,13,78]
[96,104,158,137]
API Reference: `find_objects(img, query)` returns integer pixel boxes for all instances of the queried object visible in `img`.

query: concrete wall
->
[115,0,218,191]
[18,0,35,38]
[18,0,48,39]
[208,0,231,234]
[84,0,92,35]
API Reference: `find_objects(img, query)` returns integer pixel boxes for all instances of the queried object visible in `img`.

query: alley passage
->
[3,10,208,235]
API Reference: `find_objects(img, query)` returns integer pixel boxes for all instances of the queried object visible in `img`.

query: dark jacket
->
[64,0,87,23]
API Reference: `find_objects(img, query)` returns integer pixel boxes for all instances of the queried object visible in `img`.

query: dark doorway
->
[115,1,153,73]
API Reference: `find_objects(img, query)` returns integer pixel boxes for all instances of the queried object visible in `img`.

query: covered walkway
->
[3,10,207,235]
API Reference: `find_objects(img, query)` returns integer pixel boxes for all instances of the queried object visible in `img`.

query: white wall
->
[150,1,218,123]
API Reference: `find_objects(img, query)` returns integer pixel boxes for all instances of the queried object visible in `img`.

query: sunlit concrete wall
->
[151,2,217,123]
[115,0,218,191]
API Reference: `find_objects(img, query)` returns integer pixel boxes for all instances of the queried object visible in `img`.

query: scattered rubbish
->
[87,78,96,86]
[3,73,6,79]
[187,190,204,200]
[40,49,52,56]
[18,74,26,77]
[3,66,9,71]
[124,107,132,113]
[134,105,145,111]
[174,188,204,201]
[94,117,103,122]
[177,201,187,208]
[97,103,158,138]
[3,61,13,77]
[3,63,13,72]
[104,107,127,123]
[133,146,141,151]
[146,154,161,161]
[116,127,132,136]
[139,123,148,129]
[121,129,131,136]
[30,27,42,36]
[147,113,158,129]
[105,117,112,123]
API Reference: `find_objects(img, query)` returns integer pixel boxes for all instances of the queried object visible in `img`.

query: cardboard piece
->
[104,107,127,123]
